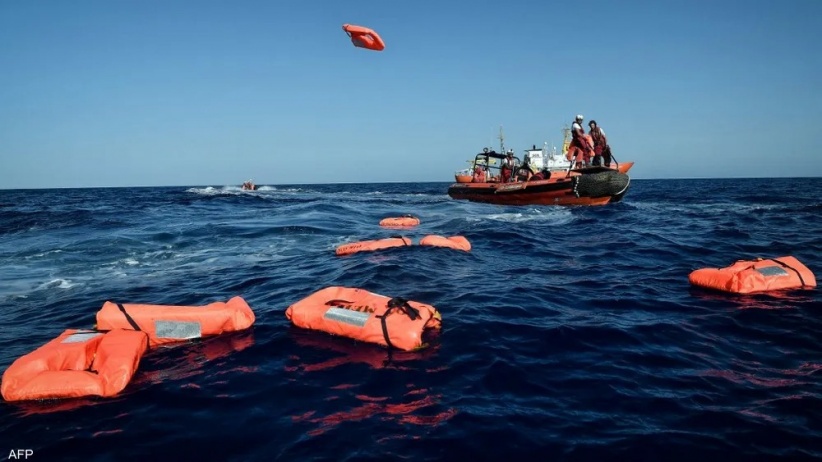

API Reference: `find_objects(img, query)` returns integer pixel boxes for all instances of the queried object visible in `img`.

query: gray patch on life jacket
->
[154,320,202,340]
[756,266,789,277]
[324,307,370,328]
[62,332,103,344]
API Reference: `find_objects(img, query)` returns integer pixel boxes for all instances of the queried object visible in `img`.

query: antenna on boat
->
[498,125,505,154]
[561,125,571,156]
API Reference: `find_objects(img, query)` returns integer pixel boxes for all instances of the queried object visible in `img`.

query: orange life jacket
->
[335,237,413,256]
[419,235,471,252]
[379,216,420,228]
[285,287,442,351]
[689,256,816,294]
[95,296,256,346]
[1,329,149,402]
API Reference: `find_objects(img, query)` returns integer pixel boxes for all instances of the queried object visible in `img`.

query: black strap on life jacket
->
[388,235,412,245]
[116,303,142,331]
[375,297,421,350]
[767,258,808,287]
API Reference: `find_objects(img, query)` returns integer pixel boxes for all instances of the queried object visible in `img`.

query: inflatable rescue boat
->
[448,149,630,206]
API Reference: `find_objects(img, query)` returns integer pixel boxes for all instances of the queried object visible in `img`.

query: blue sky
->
[1,0,820,188]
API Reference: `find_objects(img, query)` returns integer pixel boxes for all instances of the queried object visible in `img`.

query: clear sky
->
[1,0,820,188]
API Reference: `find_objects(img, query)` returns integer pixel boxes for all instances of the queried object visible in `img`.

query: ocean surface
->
[0,178,820,461]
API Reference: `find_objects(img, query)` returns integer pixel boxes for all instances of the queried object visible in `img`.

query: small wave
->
[24,249,63,259]
[36,278,78,290]
[470,209,574,225]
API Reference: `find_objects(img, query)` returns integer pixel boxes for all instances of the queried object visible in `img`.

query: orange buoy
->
[342,24,385,51]
[95,296,256,346]
[419,235,471,252]
[689,256,816,294]
[335,236,412,256]
[379,215,420,228]
[1,329,149,402]
[285,286,441,351]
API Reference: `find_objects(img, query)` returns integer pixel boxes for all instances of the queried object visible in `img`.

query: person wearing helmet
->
[568,114,595,167]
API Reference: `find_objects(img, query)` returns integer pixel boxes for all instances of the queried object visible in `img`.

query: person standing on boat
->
[569,115,595,167]
[588,120,610,167]
[516,155,534,182]
[501,150,515,183]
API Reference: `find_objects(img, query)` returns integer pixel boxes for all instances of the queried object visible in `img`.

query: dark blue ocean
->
[1,178,820,461]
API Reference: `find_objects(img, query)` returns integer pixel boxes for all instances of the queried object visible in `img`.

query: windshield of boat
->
[473,152,520,175]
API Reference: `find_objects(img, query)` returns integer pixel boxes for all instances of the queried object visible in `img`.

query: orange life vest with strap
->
[285,287,441,351]
[689,256,816,294]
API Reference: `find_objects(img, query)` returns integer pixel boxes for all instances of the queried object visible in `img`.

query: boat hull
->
[616,161,633,174]
[447,170,630,206]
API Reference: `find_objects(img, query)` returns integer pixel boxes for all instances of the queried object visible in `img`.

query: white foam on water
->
[470,208,575,226]
[37,278,78,290]
[26,249,63,259]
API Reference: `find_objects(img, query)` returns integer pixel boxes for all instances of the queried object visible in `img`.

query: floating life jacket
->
[285,287,442,351]
[688,256,816,294]
[379,215,420,228]
[1,329,149,402]
[419,235,471,252]
[335,236,413,256]
[95,296,256,346]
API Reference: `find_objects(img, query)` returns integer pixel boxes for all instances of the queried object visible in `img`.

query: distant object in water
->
[336,236,413,256]
[285,286,441,351]
[689,256,816,294]
[242,179,257,191]
[379,215,420,228]
[1,329,149,402]
[419,235,471,252]
[342,24,385,51]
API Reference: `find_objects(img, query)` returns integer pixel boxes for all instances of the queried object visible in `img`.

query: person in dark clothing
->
[588,120,611,167]
[516,156,533,182]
